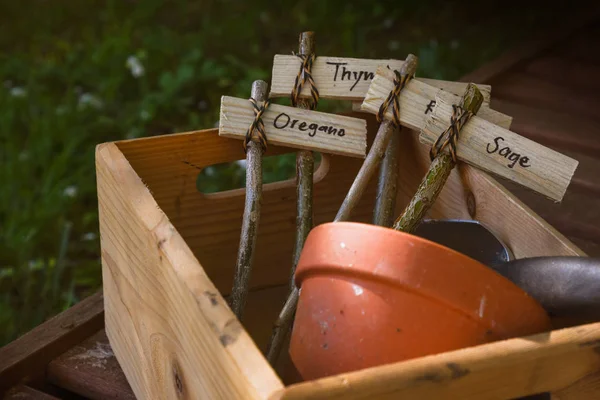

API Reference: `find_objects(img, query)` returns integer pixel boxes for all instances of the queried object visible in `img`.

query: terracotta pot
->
[289,222,551,380]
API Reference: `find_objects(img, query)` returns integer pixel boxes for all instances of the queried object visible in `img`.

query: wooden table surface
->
[3,7,600,399]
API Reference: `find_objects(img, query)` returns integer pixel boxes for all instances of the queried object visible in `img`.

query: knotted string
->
[376,70,413,127]
[429,104,473,163]
[244,98,270,152]
[291,53,319,110]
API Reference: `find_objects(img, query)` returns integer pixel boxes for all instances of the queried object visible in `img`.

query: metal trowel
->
[414,219,514,266]
[414,219,600,323]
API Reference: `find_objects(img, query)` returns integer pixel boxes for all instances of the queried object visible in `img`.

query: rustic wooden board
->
[492,73,600,121]
[421,95,578,202]
[0,291,104,393]
[219,96,367,157]
[4,386,60,399]
[270,55,492,102]
[46,330,134,400]
[273,322,600,399]
[43,286,296,400]
[490,99,600,158]
[524,56,600,92]
[362,67,578,201]
[97,142,284,400]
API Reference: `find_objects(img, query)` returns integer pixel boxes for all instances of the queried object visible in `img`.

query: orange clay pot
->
[289,222,551,380]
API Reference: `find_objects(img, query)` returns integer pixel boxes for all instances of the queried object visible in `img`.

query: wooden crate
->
[97,112,600,399]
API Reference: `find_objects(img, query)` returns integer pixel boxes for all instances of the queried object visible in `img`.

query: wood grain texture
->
[0,291,104,393]
[219,96,367,157]
[491,73,600,121]
[490,99,600,158]
[459,4,600,84]
[98,111,585,399]
[97,143,283,400]
[270,56,491,102]
[273,322,600,400]
[44,287,295,400]
[420,94,579,201]
[110,114,583,301]
[361,67,512,130]
[46,330,134,400]
[4,386,60,399]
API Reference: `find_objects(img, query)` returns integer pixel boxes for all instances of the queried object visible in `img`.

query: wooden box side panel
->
[96,143,283,399]
[274,322,600,399]
[115,117,383,295]
[114,113,581,304]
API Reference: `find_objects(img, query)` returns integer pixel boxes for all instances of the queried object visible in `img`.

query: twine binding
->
[244,98,270,152]
[291,53,319,110]
[376,70,413,127]
[429,104,473,162]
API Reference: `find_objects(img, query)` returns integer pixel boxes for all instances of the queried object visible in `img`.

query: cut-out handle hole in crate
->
[196,151,328,198]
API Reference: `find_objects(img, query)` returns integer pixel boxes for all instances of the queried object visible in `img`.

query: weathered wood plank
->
[97,142,284,400]
[460,4,600,84]
[272,322,600,400]
[0,291,104,393]
[492,73,600,121]
[4,386,61,400]
[362,67,578,201]
[490,99,600,158]
[219,96,367,157]
[270,55,493,102]
[524,56,600,92]
[47,330,134,400]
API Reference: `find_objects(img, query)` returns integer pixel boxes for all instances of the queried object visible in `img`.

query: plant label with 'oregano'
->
[219,96,367,158]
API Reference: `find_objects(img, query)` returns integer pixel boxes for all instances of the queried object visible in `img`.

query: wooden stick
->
[393,83,484,233]
[230,80,268,320]
[266,31,316,366]
[373,127,401,227]
[265,286,299,364]
[335,54,418,222]
[291,31,316,287]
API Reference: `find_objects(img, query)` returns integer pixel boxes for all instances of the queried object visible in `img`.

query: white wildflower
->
[18,151,29,161]
[126,55,145,78]
[387,40,400,51]
[10,87,26,97]
[140,109,151,121]
[82,232,97,241]
[197,100,208,111]
[78,93,103,110]
[63,186,78,198]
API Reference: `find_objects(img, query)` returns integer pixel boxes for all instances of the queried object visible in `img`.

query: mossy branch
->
[393,83,484,233]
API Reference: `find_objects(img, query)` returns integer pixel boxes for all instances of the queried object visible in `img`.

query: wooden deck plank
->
[3,386,61,399]
[0,292,104,394]
[46,331,134,400]
[523,55,600,93]
[501,180,600,255]
[44,285,294,399]
[554,22,600,65]
[491,72,600,121]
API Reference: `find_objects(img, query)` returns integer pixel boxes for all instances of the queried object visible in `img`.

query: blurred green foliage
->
[0,0,568,344]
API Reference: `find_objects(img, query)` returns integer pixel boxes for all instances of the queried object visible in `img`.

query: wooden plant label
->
[420,94,578,201]
[361,67,578,201]
[219,96,367,158]
[362,67,513,129]
[271,55,494,103]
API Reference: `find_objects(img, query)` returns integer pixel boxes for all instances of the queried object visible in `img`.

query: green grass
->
[0,0,569,344]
